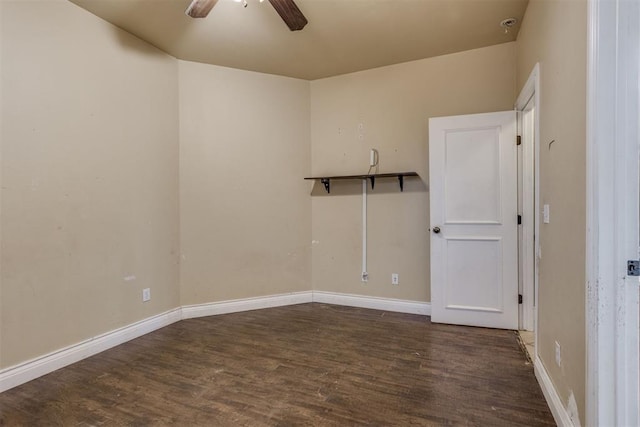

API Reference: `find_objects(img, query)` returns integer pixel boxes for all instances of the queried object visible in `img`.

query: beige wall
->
[310,43,517,301]
[516,0,587,423]
[178,61,311,304]
[0,0,180,368]
[0,0,312,370]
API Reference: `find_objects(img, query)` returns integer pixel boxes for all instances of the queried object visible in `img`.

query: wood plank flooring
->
[0,303,555,426]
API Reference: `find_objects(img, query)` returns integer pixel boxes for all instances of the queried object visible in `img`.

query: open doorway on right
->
[516,64,539,362]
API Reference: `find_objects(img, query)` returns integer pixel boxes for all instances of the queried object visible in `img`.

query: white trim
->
[312,291,431,315]
[0,308,182,393]
[585,0,600,422]
[514,63,540,337]
[181,291,313,319]
[514,63,539,109]
[534,356,574,427]
[0,291,431,393]
[587,0,640,425]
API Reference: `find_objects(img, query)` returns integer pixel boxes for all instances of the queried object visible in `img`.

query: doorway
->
[586,0,640,423]
[515,64,540,360]
[427,65,540,335]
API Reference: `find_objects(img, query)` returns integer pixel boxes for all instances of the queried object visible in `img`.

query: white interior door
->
[429,111,518,329]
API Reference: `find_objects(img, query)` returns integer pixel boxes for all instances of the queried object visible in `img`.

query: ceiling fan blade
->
[185,0,219,18]
[268,0,308,31]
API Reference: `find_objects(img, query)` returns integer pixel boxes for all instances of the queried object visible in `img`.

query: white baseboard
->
[181,291,313,319]
[0,291,430,393]
[180,291,429,318]
[0,308,182,393]
[312,291,431,315]
[534,356,574,427]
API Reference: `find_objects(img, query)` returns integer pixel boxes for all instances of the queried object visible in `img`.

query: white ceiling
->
[70,0,528,80]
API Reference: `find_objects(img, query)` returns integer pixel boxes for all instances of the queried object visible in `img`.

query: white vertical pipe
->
[362,179,368,282]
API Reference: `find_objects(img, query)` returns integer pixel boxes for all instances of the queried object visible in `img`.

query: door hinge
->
[518,294,523,304]
[517,214,522,225]
[628,260,640,276]
[516,135,522,146]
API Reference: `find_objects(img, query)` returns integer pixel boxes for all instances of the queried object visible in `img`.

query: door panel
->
[445,237,503,312]
[445,128,501,223]
[429,111,517,329]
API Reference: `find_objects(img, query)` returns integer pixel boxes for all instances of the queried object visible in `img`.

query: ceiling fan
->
[185,0,308,31]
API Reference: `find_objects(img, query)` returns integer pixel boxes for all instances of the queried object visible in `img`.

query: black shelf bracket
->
[320,178,331,194]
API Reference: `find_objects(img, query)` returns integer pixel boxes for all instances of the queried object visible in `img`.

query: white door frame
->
[515,64,540,334]
[586,0,640,425]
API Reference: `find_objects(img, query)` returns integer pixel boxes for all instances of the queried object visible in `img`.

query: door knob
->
[433,226,441,234]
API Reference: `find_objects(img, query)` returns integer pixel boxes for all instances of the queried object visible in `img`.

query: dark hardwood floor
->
[0,303,555,426]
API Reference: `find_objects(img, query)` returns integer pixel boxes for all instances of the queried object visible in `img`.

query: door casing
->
[515,64,540,334]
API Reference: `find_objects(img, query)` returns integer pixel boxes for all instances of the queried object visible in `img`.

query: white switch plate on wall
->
[543,204,550,224]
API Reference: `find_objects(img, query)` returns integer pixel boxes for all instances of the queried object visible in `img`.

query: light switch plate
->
[543,204,550,224]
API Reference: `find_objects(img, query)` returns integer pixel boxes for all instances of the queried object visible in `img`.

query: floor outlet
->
[142,288,151,302]
[392,273,399,285]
